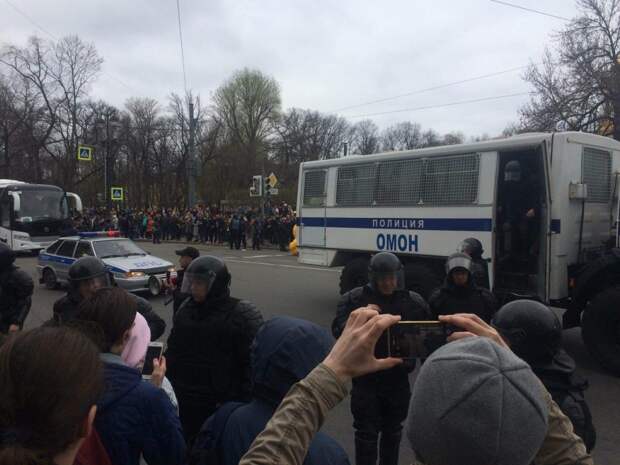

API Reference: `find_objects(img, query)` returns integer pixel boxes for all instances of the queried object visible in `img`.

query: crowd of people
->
[69,202,297,252]
[0,236,598,465]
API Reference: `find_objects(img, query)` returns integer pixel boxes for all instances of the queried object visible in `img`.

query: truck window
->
[56,240,77,257]
[336,164,377,206]
[376,159,423,205]
[421,154,479,205]
[303,170,327,207]
[582,147,611,203]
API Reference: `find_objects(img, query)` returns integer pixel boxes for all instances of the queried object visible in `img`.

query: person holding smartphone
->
[76,287,185,465]
[332,252,431,465]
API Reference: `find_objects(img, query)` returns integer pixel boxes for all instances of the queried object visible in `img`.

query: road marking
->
[224,257,341,273]
[245,254,287,259]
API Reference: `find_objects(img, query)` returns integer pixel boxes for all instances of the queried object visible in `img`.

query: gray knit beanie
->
[407,337,549,465]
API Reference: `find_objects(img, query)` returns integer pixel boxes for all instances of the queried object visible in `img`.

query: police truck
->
[296,131,620,375]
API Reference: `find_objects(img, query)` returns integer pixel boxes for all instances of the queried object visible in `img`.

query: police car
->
[37,231,176,295]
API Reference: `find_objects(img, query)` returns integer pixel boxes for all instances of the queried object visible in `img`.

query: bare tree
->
[381,121,423,151]
[351,119,380,155]
[213,68,281,172]
[520,0,620,139]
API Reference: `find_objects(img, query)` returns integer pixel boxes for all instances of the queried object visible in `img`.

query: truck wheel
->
[582,286,620,376]
[404,263,441,300]
[42,268,58,290]
[340,257,370,294]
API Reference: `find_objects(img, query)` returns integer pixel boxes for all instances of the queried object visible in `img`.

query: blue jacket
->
[96,354,186,465]
[191,316,350,465]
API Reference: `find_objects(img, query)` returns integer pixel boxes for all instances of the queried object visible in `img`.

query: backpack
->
[189,402,244,465]
[538,371,597,452]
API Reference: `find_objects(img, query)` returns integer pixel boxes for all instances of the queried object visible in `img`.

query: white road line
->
[224,258,341,273]
[245,254,286,259]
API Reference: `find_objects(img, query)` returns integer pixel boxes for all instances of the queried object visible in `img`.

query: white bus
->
[296,131,620,375]
[0,179,82,252]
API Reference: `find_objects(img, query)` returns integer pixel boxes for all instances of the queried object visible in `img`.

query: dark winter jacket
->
[0,266,33,332]
[165,292,263,440]
[333,285,431,388]
[428,272,497,322]
[190,316,350,465]
[96,354,185,465]
[53,291,165,340]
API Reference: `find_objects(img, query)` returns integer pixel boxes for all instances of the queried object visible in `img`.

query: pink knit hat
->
[121,312,151,368]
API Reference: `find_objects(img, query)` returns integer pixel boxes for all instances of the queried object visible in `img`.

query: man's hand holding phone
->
[323,307,403,384]
[150,356,167,388]
[438,313,509,349]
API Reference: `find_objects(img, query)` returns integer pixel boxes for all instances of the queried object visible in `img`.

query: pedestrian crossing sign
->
[110,187,124,201]
[77,145,93,161]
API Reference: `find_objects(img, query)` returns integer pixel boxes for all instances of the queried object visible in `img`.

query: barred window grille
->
[376,159,423,205]
[336,164,377,206]
[420,154,479,204]
[582,147,611,203]
[335,154,479,207]
[303,170,327,207]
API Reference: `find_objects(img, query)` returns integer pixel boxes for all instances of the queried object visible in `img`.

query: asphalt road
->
[19,242,620,464]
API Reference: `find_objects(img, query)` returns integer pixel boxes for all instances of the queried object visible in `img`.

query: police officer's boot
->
[355,433,378,465]
[378,430,402,465]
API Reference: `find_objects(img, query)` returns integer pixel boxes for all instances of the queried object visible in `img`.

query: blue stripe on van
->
[300,217,493,232]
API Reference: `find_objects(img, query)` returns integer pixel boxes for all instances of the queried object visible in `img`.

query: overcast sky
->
[1,0,579,137]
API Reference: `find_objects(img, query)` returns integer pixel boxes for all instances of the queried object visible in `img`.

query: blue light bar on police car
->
[78,231,121,238]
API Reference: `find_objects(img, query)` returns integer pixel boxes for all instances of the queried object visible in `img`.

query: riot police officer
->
[171,246,200,315]
[332,252,430,465]
[429,253,497,322]
[52,256,166,339]
[165,256,263,443]
[492,300,596,452]
[0,243,34,334]
[458,237,489,289]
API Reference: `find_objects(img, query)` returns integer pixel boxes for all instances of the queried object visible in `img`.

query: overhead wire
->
[346,92,532,119]
[175,0,189,94]
[332,65,532,113]
[488,0,571,21]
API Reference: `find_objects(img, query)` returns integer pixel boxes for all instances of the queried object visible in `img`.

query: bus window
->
[0,197,9,228]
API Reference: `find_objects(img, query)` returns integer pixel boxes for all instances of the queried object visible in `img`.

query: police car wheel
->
[148,276,161,296]
[404,262,440,300]
[340,257,370,295]
[42,268,58,290]
[582,286,620,376]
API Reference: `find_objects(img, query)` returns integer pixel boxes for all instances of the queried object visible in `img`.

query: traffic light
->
[264,176,272,196]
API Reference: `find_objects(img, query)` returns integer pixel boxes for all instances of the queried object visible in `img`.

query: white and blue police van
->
[37,231,176,296]
[296,131,620,375]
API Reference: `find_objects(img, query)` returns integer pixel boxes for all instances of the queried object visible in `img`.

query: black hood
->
[251,316,333,405]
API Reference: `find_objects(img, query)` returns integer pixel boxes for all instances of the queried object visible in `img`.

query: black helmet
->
[492,300,563,366]
[504,160,521,182]
[445,252,472,275]
[0,242,16,269]
[368,252,404,292]
[68,257,111,289]
[458,238,483,259]
[181,255,231,300]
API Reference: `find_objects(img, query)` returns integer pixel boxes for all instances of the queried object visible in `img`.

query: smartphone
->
[142,342,164,379]
[376,321,447,360]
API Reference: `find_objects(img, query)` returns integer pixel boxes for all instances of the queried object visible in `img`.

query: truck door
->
[299,170,328,248]
[538,142,552,301]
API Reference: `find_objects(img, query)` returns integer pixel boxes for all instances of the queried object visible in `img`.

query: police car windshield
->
[93,239,147,258]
